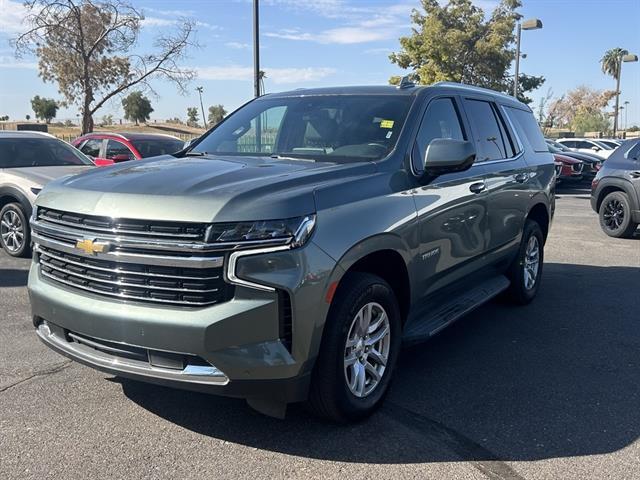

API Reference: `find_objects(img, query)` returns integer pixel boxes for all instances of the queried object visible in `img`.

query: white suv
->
[556,138,616,159]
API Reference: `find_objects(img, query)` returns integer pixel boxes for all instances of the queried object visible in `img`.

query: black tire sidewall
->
[507,220,544,305]
[0,203,31,258]
[599,192,636,238]
[311,273,401,422]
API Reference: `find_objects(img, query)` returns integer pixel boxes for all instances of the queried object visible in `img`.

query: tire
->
[308,272,401,423]
[598,191,638,239]
[505,219,544,305]
[0,203,31,258]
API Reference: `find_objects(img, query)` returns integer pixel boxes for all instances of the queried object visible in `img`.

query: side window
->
[464,99,510,161]
[561,140,575,148]
[79,139,102,158]
[580,141,596,149]
[503,106,548,153]
[413,97,465,172]
[105,140,134,160]
[218,105,287,154]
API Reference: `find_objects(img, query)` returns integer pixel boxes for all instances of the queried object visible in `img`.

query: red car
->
[72,133,185,166]
[553,153,584,183]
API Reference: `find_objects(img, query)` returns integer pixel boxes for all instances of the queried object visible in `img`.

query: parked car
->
[553,153,584,182]
[0,131,93,257]
[29,82,555,422]
[556,138,615,159]
[591,138,640,238]
[72,132,185,166]
[546,140,601,179]
[598,139,622,149]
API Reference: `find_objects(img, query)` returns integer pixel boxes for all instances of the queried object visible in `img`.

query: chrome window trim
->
[227,245,291,292]
[498,104,525,154]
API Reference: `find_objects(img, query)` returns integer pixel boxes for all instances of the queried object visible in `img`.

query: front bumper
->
[28,241,337,404]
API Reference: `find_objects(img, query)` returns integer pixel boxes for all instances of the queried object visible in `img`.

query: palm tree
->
[601,48,629,137]
[601,48,628,80]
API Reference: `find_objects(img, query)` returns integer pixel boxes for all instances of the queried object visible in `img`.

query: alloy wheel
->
[603,199,625,230]
[0,210,24,253]
[523,235,540,290]
[343,302,391,398]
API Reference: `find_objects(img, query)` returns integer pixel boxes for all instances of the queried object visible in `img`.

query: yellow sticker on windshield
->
[380,119,394,129]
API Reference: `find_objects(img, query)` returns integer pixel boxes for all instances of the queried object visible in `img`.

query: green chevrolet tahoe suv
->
[29,82,554,422]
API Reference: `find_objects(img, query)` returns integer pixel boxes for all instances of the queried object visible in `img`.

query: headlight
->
[207,214,316,247]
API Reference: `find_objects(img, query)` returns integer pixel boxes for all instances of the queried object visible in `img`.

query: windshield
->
[131,139,185,158]
[547,140,569,151]
[592,140,613,150]
[598,140,619,149]
[0,137,93,168]
[191,95,414,163]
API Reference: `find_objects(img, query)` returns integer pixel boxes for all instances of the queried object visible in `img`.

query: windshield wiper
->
[270,154,316,162]
[184,151,207,156]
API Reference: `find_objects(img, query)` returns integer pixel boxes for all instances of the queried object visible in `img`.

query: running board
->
[403,275,510,344]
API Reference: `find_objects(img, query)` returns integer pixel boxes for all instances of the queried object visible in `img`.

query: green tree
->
[186,107,199,127]
[15,0,196,134]
[389,0,543,103]
[208,104,227,127]
[0,115,9,121]
[122,91,153,125]
[26,114,31,121]
[572,110,610,135]
[30,95,59,123]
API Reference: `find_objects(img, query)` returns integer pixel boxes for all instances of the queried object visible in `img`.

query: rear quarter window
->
[504,106,548,153]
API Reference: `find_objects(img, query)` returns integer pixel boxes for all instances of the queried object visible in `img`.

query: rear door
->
[411,95,489,300]
[463,97,531,254]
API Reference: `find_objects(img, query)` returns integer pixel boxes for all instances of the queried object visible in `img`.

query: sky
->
[0,0,639,127]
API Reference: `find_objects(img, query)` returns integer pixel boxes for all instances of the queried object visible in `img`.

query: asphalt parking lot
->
[1,186,638,480]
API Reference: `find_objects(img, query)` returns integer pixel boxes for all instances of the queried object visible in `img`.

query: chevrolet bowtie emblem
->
[75,239,109,255]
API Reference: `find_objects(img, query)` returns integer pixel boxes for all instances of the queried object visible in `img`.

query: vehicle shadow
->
[0,269,29,287]
[120,263,640,464]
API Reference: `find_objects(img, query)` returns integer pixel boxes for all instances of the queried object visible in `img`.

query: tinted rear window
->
[131,139,184,158]
[504,107,548,153]
[0,137,93,168]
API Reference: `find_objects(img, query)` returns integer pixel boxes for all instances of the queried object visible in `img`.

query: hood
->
[7,165,93,187]
[553,154,581,165]
[559,151,602,164]
[36,154,376,222]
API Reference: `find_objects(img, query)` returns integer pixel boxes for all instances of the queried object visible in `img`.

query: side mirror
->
[109,154,133,162]
[591,146,601,152]
[423,138,476,176]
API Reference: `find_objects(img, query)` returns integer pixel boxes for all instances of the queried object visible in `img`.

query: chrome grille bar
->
[35,246,220,280]
[39,257,220,293]
[40,269,218,306]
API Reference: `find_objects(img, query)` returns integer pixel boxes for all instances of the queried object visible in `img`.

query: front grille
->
[36,244,233,307]
[38,207,208,241]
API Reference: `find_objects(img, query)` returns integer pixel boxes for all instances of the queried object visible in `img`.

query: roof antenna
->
[398,75,415,89]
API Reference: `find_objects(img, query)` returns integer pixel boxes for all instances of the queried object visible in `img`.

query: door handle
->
[469,182,486,194]
[513,172,529,183]
[630,171,640,179]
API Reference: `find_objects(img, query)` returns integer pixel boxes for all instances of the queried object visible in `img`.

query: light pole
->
[196,86,206,129]
[253,0,260,98]
[613,53,638,138]
[513,18,543,98]
[624,100,630,132]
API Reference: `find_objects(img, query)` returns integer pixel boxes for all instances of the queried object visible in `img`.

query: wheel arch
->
[596,178,639,212]
[0,186,32,218]
[327,234,413,326]
[526,202,550,242]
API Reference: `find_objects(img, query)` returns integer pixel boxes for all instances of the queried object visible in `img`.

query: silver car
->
[0,131,93,257]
